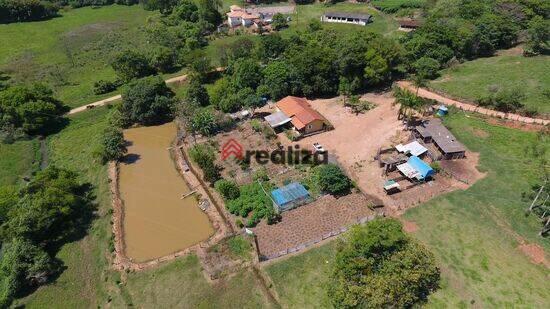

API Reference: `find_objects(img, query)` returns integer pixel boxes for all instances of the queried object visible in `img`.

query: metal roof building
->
[321,12,372,26]
[415,119,466,159]
[271,182,311,212]
[397,156,434,181]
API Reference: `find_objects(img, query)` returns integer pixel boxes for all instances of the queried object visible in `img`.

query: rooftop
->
[416,119,466,154]
[275,96,327,130]
[324,12,372,20]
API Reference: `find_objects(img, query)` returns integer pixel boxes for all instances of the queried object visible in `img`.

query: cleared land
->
[0,5,154,108]
[430,54,550,115]
[0,139,40,186]
[264,112,549,308]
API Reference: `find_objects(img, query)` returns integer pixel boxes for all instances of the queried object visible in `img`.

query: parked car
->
[313,142,326,153]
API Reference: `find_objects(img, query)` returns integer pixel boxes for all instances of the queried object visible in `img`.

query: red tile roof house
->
[227,5,260,27]
[265,96,331,136]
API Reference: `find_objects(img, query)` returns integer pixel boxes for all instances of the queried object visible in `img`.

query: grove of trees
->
[0,167,94,307]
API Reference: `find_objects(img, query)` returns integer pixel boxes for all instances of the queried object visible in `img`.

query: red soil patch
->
[518,243,549,267]
[401,220,419,233]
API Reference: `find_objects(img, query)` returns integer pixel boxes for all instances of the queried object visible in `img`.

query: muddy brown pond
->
[119,122,213,262]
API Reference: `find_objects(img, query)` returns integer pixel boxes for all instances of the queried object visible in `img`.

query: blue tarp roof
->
[271,182,310,206]
[408,156,434,180]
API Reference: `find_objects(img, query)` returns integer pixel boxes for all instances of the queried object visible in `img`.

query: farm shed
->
[271,182,311,212]
[321,12,372,26]
[396,141,428,157]
[415,119,466,160]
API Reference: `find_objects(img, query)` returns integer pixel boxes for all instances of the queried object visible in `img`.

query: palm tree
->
[392,87,430,123]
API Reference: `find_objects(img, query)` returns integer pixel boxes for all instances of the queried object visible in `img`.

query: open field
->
[122,255,273,307]
[263,112,549,308]
[0,5,155,108]
[14,107,113,308]
[430,54,550,115]
[0,139,40,186]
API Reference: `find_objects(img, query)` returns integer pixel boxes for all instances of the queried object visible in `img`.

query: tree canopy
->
[120,76,175,126]
[328,219,440,308]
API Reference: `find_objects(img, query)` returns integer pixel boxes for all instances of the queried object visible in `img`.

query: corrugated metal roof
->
[271,182,310,206]
[415,119,466,154]
[265,111,292,127]
[324,12,371,20]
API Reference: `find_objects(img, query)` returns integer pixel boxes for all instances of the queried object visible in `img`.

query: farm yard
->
[1,0,548,308]
[263,112,550,308]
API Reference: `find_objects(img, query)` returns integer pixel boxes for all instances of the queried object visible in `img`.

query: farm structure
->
[414,119,466,160]
[321,12,372,26]
[226,5,294,28]
[265,96,330,136]
[271,182,311,212]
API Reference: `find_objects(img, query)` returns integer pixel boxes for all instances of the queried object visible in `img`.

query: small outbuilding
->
[397,156,434,181]
[271,182,311,212]
[396,141,428,157]
[415,119,466,160]
[321,12,372,26]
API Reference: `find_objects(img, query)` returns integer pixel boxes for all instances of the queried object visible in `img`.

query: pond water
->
[119,122,213,262]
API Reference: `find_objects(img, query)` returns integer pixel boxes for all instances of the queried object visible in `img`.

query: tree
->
[100,127,127,162]
[215,179,240,200]
[272,13,288,31]
[187,52,212,83]
[308,18,322,32]
[413,56,440,80]
[0,238,58,307]
[170,0,199,22]
[525,15,549,55]
[392,87,430,120]
[315,163,352,196]
[230,58,263,90]
[0,84,68,136]
[239,87,263,114]
[363,48,390,86]
[121,76,175,125]
[148,46,177,73]
[185,78,210,107]
[261,60,296,100]
[111,50,155,83]
[327,219,440,309]
[209,77,232,108]
[255,33,287,62]
[0,0,59,23]
[197,0,222,26]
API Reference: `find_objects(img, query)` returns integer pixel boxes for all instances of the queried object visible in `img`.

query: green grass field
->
[430,54,550,115]
[0,5,155,108]
[0,139,40,186]
[11,106,273,307]
[264,112,550,308]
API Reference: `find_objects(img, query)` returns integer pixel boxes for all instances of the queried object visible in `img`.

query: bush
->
[476,86,525,113]
[226,182,276,226]
[120,76,175,125]
[189,143,220,183]
[250,119,262,132]
[315,163,352,196]
[328,219,440,308]
[93,80,118,95]
[100,127,127,163]
[271,13,288,31]
[214,179,240,200]
[190,109,218,136]
[185,78,210,107]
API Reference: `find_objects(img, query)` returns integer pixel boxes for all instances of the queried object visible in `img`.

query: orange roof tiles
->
[275,96,326,129]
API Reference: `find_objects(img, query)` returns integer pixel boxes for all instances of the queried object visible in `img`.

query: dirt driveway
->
[281,92,484,213]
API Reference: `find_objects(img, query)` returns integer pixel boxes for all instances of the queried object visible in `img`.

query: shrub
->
[271,13,288,31]
[185,78,210,107]
[250,119,262,132]
[214,179,240,200]
[315,163,352,196]
[226,182,277,226]
[148,46,178,73]
[100,127,127,163]
[93,80,118,95]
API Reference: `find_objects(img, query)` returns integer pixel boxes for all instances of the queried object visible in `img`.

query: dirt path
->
[68,68,224,115]
[396,81,550,126]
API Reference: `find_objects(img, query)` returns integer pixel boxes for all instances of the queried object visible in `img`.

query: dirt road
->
[396,81,550,126]
[68,68,223,115]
